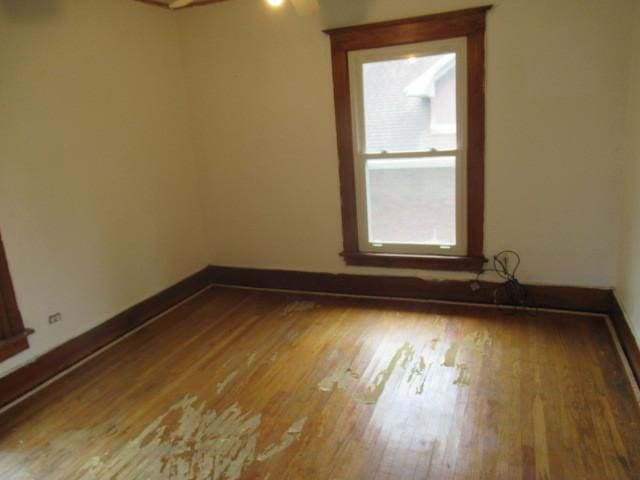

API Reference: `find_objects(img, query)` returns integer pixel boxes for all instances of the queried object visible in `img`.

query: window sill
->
[341,251,486,272]
[0,329,34,363]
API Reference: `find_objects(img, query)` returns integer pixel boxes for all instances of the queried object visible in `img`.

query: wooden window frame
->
[0,232,32,362]
[325,6,491,272]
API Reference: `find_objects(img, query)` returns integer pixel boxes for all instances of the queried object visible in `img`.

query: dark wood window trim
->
[0,232,32,362]
[325,6,491,273]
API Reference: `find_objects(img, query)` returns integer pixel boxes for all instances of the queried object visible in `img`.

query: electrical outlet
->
[48,312,62,325]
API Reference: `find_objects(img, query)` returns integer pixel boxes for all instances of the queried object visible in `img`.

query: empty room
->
[1,0,639,478]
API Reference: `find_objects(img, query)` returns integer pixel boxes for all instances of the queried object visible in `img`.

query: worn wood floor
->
[0,286,639,479]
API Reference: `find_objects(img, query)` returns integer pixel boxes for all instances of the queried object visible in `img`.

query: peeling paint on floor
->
[317,365,360,392]
[216,370,239,395]
[318,337,483,404]
[354,342,414,405]
[408,356,430,395]
[400,343,416,369]
[442,329,493,373]
[408,356,427,383]
[283,300,318,316]
[443,342,460,367]
[317,343,440,404]
[257,417,308,462]
[247,352,257,366]
[512,360,521,379]
[454,363,471,386]
[78,395,306,480]
[416,377,427,395]
[467,329,492,349]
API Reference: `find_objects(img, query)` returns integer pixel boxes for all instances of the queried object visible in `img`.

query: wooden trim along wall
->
[610,296,640,387]
[0,268,210,409]
[208,266,614,314]
[2,264,638,410]
[0,233,32,363]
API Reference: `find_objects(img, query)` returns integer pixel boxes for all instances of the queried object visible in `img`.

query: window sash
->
[354,152,467,255]
[348,39,468,256]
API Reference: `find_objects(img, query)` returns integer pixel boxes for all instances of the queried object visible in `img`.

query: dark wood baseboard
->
[207,266,613,314]
[610,295,640,387]
[0,268,210,409]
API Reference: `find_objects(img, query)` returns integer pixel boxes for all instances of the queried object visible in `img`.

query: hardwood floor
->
[0,286,639,479]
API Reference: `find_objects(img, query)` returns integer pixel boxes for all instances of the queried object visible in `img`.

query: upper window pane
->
[362,52,457,153]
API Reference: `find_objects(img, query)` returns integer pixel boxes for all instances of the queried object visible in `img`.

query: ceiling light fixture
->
[266,0,285,8]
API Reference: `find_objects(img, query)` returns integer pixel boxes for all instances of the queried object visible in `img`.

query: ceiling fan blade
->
[289,0,320,16]
[168,0,194,9]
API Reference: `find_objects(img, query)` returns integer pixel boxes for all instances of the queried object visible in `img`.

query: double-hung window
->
[326,7,490,272]
[350,39,467,256]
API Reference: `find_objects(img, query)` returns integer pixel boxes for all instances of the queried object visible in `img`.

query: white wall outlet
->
[48,312,62,325]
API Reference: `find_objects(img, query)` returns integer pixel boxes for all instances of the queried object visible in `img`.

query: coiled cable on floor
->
[474,250,538,316]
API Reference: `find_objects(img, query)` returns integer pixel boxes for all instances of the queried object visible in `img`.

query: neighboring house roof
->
[364,53,457,152]
[404,54,455,98]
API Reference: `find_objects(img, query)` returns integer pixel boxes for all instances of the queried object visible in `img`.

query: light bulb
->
[266,0,285,8]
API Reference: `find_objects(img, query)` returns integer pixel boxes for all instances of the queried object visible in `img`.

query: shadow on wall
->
[319,0,371,29]
[0,0,59,21]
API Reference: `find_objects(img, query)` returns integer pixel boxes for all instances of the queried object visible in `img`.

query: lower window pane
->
[366,157,456,246]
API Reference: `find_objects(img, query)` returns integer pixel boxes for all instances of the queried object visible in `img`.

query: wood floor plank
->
[1,287,639,479]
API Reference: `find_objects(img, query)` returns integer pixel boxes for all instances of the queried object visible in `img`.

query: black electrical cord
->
[474,250,538,316]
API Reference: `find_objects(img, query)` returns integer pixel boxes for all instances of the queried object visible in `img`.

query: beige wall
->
[177,0,632,287]
[617,1,640,341]
[0,0,207,376]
